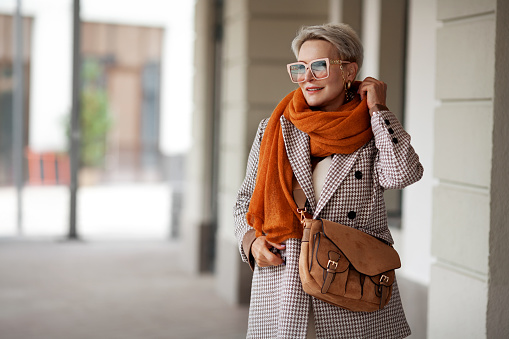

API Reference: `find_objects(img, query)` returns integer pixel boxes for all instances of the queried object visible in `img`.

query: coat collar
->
[280,116,362,218]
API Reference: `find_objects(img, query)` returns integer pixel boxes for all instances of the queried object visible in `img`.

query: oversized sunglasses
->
[286,58,350,83]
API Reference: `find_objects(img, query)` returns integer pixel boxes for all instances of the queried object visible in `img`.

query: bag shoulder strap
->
[292,177,307,209]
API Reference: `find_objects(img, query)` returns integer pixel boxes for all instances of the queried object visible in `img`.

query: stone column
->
[180,0,217,274]
[429,0,509,337]
[486,0,509,337]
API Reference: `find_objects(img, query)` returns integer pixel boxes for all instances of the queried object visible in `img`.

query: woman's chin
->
[303,95,323,108]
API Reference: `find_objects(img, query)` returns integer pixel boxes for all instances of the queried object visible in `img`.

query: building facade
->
[0,0,194,185]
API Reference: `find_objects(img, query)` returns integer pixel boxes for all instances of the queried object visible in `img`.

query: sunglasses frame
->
[286,58,350,83]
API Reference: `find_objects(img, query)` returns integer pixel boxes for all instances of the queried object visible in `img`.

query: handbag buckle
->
[297,207,307,225]
[380,274,390,284]
[327,259,338,271]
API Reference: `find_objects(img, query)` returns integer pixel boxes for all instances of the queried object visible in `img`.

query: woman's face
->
[297,40,352,112]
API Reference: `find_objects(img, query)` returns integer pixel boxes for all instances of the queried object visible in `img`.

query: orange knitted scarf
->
[246,84,373,243]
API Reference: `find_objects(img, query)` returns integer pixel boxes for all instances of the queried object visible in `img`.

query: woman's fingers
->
[267,240,286,251]
[257,251,284,267]
[252,236,285,267]
[358,77,387,109]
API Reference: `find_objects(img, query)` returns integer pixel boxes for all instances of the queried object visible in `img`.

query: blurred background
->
[1,0,508,338]
[0,0,193,240]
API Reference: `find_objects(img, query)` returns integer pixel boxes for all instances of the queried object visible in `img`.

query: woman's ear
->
[347,62,359,81]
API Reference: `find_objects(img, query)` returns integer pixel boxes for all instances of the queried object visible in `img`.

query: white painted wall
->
[428,0,497,337]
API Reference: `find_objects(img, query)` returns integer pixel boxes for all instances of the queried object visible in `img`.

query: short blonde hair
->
[291,23,364,69]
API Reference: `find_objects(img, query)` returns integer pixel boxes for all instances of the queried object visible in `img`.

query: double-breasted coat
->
[234,107,423,338]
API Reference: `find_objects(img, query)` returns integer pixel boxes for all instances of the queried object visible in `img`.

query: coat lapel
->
[280,116,365,217]
[313,149,361,217]
[280,116,317,211]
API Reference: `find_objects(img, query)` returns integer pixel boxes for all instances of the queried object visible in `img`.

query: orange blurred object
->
[25,148,70,185]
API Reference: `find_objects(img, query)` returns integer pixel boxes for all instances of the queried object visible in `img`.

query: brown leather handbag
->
[294,182,401,312]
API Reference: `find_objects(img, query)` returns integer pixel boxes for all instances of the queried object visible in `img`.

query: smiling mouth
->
[306,87,324,92]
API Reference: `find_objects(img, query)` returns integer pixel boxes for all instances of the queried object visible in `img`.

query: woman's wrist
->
[243,229,257,270]
[369,103,389,116]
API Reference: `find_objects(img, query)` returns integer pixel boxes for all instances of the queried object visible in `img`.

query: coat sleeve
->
[233,118,269,269]
[371,106,424,189]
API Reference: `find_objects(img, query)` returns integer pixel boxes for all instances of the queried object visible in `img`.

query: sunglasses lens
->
[289,64,306,83]
[310,60,328,79]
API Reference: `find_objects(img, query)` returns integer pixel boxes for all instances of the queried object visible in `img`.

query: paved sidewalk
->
[0,239,249,339]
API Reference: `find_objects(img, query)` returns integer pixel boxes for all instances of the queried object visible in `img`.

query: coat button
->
[392,137,398,144]
[384,119,390,125]
[355,171,363,179]
[348,211,356,219]
[388,128,394,134]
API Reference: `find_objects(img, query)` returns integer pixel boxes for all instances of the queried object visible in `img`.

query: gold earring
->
[344,80,354,103]
[344,80,351,92]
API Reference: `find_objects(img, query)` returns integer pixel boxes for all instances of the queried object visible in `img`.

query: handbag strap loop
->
[292,176,307,209]
[292,177,309,225]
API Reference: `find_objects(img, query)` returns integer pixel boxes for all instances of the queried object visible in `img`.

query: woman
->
[234,23,423,338]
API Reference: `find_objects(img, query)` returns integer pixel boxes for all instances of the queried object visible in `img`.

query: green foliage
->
[77,59,111,167]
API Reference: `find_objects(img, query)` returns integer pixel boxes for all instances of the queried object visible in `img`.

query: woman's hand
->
[357,77,387,111]
[251,236,285,267]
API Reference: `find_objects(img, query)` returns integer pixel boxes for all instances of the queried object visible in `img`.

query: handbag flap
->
[314,233,350,273]
[319,219,401,276]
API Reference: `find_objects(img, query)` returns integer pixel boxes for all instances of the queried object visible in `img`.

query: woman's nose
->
[303,67,314,82]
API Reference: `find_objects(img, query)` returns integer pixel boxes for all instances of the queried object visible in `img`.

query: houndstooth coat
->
[234,107,423,339]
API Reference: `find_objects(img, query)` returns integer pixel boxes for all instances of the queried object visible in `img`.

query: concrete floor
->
[0,238,427,339]
[0,239,249,339]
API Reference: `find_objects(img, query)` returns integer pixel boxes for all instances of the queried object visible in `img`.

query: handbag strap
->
[292,177,307,209]
[292,176,311,227]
